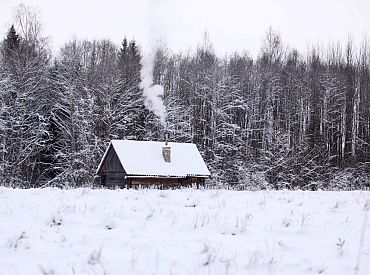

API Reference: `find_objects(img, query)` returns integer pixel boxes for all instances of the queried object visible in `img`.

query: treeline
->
[1,6,370,189]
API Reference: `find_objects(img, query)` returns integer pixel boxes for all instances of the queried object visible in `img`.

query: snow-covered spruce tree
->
[0,5,51,187]
[47,40,102,186]
[116,38,147,140]
[0,26,19,186]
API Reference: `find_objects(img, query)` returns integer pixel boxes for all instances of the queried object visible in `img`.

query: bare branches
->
[13,4,42,44]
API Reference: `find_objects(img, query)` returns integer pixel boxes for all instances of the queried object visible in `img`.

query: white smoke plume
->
[140,46,167,126]
[140,0,167,127]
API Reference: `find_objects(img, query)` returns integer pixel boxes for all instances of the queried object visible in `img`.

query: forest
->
[1,6,370,189]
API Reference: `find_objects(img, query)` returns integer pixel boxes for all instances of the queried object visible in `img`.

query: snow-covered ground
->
[0,188,369,275]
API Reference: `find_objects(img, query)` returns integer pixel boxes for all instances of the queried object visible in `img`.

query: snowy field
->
[0,188,369,275]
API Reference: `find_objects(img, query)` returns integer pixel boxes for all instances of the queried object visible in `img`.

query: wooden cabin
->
[95,140,210,188]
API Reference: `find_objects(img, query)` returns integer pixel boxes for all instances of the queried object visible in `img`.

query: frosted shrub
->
[48,214,63,227]
[8,231,29,250]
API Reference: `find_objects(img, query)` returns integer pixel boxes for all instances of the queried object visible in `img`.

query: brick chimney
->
[162,133,171,163]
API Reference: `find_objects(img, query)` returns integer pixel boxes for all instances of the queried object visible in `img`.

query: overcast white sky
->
[0,0,369,57]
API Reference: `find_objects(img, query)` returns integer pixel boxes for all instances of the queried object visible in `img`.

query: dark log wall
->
[99,146,128,186]
[131,178,181,186]
[100,146,125,174]
[130,177,205,187]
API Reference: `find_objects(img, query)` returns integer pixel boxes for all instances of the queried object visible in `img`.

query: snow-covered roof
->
[96,140,210,178]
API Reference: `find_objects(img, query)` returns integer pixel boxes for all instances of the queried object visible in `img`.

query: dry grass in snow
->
[0,187,369,275]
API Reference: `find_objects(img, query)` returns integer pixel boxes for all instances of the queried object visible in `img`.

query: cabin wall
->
[100,146,125,174]
[131,178,181,187]
[130,177,206,187]
[99,146,128,187]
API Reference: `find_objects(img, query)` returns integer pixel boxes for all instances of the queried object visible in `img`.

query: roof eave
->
[125,174,210,179]
[95,142,113,175]
[125,175,187,179]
